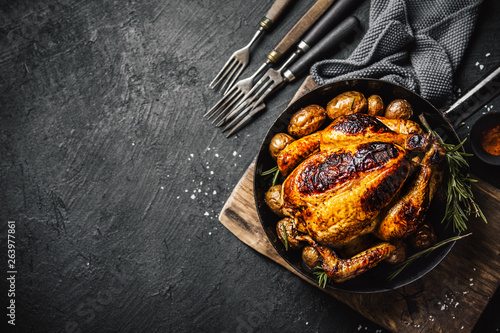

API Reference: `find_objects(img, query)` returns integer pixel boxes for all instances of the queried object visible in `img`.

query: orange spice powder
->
[481,124,500,156]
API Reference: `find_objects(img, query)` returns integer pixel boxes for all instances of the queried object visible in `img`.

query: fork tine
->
[223,76,278,132]
[222,102,255,132]
[222,62,246,94]
[211,89,245,124]
[217,77,272,126]
[224,102,267,137]
[219,68,267,120]
[209,56,238,89]
[204,85,241,120]
[219,61,244,93]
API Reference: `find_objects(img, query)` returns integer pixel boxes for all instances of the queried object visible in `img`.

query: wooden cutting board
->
[219,76,500,332]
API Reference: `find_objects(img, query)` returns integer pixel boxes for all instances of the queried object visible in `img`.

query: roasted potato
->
[367,94,384,116]
[269,133,295,160]
[265,185,284,217]
[326,91,367,120]
[384,240,407,264]
[302,246,322,269]
[385,99,413,120]
[288,104,326,138]
[276,217,303,250]
[408,223,437,250]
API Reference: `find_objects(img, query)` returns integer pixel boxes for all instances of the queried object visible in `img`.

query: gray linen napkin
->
[310,0,483,107]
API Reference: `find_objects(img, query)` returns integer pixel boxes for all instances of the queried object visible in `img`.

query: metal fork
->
[208,0,294,92]
[222,16,360,136]
[209,0,361,126]
[204,62,268,123]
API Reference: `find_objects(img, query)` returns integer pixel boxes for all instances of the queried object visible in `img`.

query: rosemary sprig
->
[260,165,280,186]
[419,116,487,232]
[388,233,472,280]
[260,165,278,176]
[350,97,356,110]
[439,138,487,231]
[313,266,331,288]
[282,222,289,251]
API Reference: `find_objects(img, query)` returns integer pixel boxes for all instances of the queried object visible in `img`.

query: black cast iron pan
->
[254,67,500,293]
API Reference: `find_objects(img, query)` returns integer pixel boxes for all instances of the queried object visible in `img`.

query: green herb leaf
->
[260,165,281,187]
[272,167,280,187]
[388,233,472,280]
[350,97,356,110]
[282,222,289,251]
[260,165,278,176]
[313,266,331,288]
[418,114,487,232]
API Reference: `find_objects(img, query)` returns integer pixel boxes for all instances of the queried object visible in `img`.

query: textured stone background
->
[0,0,499,332]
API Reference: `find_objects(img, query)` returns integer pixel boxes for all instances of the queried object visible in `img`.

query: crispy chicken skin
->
[273,113,445,282]
[374,141,446,241]
[282,142,411,246]
[314,242,395,283]
[277,114,430,176]
[277,132,321,176]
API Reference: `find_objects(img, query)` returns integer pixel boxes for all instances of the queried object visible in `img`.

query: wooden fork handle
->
[268,0,336,64]
[260,0,295,30]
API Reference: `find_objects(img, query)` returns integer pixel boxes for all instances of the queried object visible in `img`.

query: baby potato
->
[384,240,407,265]
[265,185,284,217]
[408,223,437,251]
[302,246,322,270]
[276,218,302,250]
[287,104,326,138]
[269,133,295,161]
[326,91,367,120]
[367,94,384,116]
[385,99,413,119]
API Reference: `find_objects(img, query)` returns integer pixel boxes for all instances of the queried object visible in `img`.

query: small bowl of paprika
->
[470,111,500,166]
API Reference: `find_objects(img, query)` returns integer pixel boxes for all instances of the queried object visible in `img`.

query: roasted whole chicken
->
[266,92,445,283]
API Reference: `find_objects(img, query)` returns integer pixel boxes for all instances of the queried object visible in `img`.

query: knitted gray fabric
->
[310,0,483,107]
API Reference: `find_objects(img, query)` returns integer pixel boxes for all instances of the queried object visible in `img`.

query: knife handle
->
[284,16,359,81]
[267,0,336,64]
[300,0,365,49]
[260,0,295,30]
[445,65,500,127]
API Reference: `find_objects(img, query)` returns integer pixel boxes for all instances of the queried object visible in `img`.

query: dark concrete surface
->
[0,0,499,332]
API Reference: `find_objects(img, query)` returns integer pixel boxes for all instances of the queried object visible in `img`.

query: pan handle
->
[445,65,500,128]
